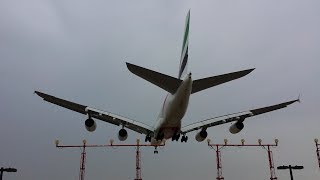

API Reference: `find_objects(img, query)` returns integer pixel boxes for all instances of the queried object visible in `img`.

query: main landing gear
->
[171,133,180,141]
[145,135,152,142]
[171,133,188,142]
[181,135,188,143]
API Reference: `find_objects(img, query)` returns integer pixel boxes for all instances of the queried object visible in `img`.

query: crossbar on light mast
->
[207,139,278,180]
[55,139,164,180]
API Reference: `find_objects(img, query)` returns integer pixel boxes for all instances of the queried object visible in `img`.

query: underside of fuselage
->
[152,73,192,144]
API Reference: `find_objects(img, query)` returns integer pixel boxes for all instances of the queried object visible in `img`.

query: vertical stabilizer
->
[178,10,190,79]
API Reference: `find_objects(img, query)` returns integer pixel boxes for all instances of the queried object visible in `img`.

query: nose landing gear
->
[154,146,158,154]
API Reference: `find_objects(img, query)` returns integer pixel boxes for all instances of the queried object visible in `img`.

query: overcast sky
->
[1,0,320,179]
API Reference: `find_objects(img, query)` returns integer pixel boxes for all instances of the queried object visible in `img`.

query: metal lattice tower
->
[315,139,320,169]
[79,141,87,180]
[135,140,142,180]
[207,139,278,180]
[215,145,224,180]
[267,145,277,180]
[55,139,164,180]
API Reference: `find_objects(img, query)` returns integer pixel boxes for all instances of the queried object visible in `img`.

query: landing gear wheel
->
[172,133,180,141]
[154,146,159,154]
[181,135,188,143]
[145,135,151,142]
[176,134,180,141]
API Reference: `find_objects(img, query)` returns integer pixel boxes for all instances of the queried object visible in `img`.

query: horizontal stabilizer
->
[191,68,255,94]
[126,63,182,94]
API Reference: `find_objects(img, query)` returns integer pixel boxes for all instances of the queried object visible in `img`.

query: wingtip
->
[243,68,255,75]
[34,91,46,98]
[126,62,134,67]
[297,94,302,103]
[125,62,134,71]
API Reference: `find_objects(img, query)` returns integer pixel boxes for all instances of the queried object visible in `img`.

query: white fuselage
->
[152,73,192,144]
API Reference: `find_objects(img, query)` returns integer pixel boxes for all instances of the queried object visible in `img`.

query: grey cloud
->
[1,0,319,179]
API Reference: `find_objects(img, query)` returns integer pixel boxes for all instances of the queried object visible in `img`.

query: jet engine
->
[195,130,208,142]
[118,129,128,141]
[229,121,244,134]
[85,118,96,132]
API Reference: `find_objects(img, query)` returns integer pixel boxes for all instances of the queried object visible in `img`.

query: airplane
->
[35,10,298,152]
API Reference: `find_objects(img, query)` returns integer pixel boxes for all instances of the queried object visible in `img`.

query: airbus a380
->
[35,11,299,149]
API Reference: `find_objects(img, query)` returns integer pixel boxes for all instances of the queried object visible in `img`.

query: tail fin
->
[178,10,190,79]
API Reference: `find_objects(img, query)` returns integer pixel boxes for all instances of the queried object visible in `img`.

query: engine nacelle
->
[229,121,244,134]
[195,130,208,142]
[85,118,96,132]
[118,129,128,141]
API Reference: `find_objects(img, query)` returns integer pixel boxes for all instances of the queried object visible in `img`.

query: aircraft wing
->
[35,91,154,135]
[181,99,299,134]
